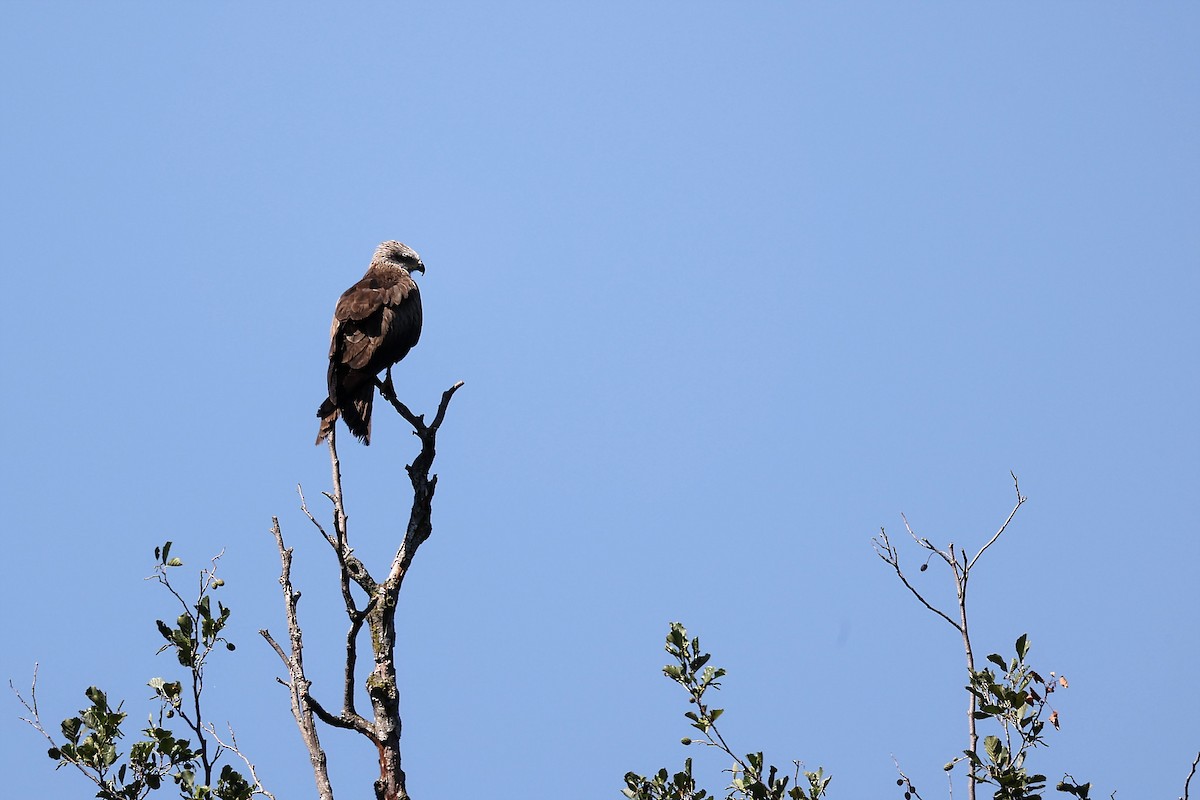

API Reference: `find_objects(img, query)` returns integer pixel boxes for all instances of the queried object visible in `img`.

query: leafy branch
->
[623,623,830,800]
[960,635,1071,799]
[12,543,270,800]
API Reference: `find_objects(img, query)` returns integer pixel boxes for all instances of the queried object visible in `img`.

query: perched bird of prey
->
[316,241,424,445]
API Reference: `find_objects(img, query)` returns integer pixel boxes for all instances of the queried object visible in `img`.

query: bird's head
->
[375,240,425,274]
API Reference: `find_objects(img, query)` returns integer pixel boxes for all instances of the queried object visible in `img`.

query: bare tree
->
[261,377,463,800]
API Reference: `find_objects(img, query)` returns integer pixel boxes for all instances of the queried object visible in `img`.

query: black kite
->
[316,240,424,445]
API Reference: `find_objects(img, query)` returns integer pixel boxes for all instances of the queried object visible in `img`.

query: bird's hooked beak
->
[410,260,426,275]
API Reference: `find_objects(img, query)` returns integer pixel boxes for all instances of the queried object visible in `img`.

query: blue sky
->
[2,4,1197,798]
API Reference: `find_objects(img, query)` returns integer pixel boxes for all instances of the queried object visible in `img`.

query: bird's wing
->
[329,271,418,370]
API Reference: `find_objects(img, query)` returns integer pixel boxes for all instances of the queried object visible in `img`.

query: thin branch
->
[903,512,960,575]
[303,475,371,721]
[259,517,334,800]
[322,431,377,722]
[967,472,1026,571]
[11,666,113,794]
[206,724,277,800]
[429,380,466,430]
[872,529,962,632]
[328,424,348,549]
[1184,751,1200,800]
[307,442,378,597]
[298,485,337,549]
[376,377,464,435]
[304,692,376,739]
[261,630,289,666]
[381,381,465,591]
[891,755,925,800]
[376,372,424,429]
[341,613,365,719]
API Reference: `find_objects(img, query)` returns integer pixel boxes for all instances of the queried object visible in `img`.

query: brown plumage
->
[316,241,424,445]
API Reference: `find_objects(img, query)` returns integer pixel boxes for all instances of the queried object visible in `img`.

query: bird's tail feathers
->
[316,380,375,446]
[342,385,373,444]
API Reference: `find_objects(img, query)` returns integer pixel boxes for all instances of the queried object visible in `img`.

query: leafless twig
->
[873,528,961,632]
[206,724,277,800]
[1183,750,1200,800]
[968,472,1027,570]
[259,518,334,800]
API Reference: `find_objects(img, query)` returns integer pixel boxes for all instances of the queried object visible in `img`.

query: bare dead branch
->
[903,512,960,575]
[967,472,1027,571]
[429,380,466,430]
[259,517,334,800]
[1184,751,1200,800]
[377,371,424,429]
[305,446,372,720]
[305,691,376,738]
[260,630,289,666]
[298,484,337,549]
[375,377,465,436]
[269,381,463,800]
[872,529,962,633]
[319,433,380,597]
[11,666,54,750]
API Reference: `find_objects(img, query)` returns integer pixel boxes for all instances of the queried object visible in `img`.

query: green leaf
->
[987,653,1007,670]
[61,717,82,744]
[983,735,1002,761]
[1015,633,1030,661]
[84,686,109,710]
[667,623,688,649]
